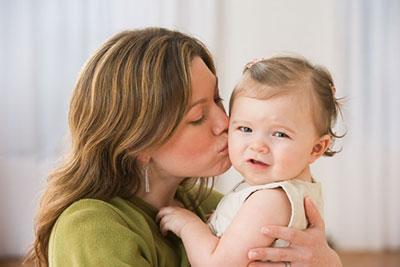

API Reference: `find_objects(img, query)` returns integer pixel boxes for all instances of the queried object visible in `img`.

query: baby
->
[157,56,343,267]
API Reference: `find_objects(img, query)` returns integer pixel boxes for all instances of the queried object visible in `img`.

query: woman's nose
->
[250,140,269,153]
[212,106,229,136]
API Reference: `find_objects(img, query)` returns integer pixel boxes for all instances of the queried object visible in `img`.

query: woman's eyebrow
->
[188,98,207,110]
[189,76,218,110]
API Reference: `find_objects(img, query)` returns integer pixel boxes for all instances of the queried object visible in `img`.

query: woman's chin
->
[214,158,232,176]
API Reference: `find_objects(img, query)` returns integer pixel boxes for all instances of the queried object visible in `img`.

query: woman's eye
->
[191,116,206,125]
[272,131,289,138]
[214,96,225,110]
[238,126,252,133]
[214,96,223,104]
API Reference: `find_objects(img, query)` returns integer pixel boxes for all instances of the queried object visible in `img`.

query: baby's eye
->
[272,131,289,138]
[238,126,252,133]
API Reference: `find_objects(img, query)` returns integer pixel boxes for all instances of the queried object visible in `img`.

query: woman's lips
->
[218,144,229,154]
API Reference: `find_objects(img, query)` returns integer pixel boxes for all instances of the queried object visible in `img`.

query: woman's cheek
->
[179,137,209,159]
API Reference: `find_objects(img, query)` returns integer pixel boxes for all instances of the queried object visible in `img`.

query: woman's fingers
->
[248,198,339,267]
[304,196,324,229]
[258,197,325,247]
[259,225,310,246]
[248,247,305,263]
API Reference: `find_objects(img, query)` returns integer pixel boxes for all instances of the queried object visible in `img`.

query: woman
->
[26,27,342,266]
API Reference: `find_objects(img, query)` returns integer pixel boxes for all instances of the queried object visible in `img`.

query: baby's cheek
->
[227,145,239,165]
[281,154,306,175]
[277,156,296,173]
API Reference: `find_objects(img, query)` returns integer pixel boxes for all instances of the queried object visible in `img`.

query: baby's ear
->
[309,134,331,163]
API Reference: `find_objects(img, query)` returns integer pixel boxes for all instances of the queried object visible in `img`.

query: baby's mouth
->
[247,159,269,167]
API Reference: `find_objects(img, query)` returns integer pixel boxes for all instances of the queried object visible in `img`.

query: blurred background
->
[0,0,399,265]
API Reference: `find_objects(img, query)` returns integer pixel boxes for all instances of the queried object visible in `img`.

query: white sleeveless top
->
[208,179,324,247]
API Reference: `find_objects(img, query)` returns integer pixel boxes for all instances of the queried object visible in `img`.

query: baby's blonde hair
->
[229,56,344,157]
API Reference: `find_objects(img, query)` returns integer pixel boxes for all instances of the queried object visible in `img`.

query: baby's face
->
[228,93,321,185]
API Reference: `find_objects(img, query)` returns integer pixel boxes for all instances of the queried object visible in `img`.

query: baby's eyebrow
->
[230,120,250,125]
[267,121,296,133]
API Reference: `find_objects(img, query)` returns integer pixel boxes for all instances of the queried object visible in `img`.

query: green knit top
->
[48,188,223,267]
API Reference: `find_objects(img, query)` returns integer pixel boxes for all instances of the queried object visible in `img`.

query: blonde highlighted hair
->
[26,27,216,266]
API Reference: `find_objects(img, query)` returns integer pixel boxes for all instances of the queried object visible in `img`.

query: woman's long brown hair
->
[25,27,216,266]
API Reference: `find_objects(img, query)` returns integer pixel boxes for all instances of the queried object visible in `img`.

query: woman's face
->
[150,57,231,178]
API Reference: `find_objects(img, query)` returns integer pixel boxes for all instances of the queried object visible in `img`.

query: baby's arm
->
[157,188,291,267]
[157,206,220,265]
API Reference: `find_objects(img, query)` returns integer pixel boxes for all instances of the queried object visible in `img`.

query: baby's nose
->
[250,141,269,153]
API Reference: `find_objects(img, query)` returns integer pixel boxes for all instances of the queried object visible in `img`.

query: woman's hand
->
[247,197,342,267]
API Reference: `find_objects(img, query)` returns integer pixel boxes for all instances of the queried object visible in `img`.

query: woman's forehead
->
[190,57,217,102]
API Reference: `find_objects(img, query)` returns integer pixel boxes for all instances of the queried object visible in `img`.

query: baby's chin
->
[234,170,278,186]
[246,178,278,186]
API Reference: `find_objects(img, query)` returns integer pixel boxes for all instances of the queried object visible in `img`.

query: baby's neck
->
[246,166,313,186]
[293,166,313,182]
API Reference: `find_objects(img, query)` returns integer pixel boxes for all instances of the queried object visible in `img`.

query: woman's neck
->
[135,175,185,210]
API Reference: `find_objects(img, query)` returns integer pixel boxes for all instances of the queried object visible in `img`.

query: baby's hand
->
[157,207,202,237]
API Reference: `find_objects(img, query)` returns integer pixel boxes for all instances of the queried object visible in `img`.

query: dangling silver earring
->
[144,166,150,193]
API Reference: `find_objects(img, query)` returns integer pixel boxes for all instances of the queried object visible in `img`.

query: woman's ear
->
[137,152,151,165]
[309,134,331,163]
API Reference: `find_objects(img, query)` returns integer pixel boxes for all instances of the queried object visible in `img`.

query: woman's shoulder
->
[51,198,128,241]
[60,198,122,217]
[49,197,156,266]
[54,198,131,228]
[50,197,163,250]
[53,197,153,233]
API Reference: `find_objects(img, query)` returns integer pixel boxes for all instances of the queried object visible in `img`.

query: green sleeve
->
[49,200,152,267]
[200,188,223,214]
[178,188,223,222]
